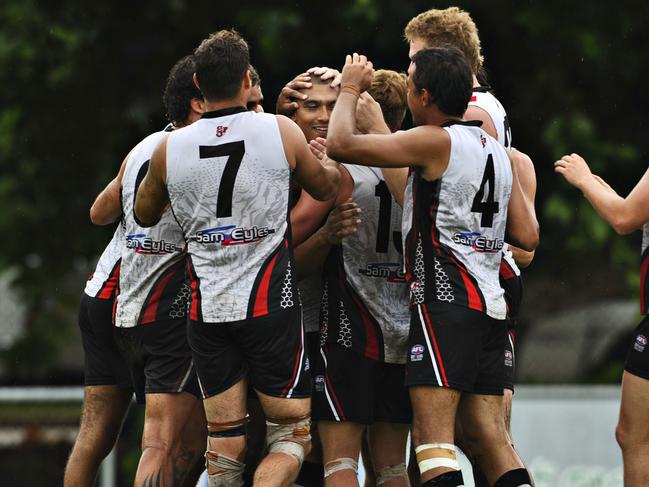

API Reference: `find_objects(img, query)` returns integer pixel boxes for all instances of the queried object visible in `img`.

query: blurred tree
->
[0,0,648,381]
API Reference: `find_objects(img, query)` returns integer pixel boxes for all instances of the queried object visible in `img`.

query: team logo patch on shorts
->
[410,344,425,362]
[315,375,325,392]
[504,350,514,367]
[634,334,647,352]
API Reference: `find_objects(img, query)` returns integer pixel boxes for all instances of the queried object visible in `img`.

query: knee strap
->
[415,443,459,474]
[324,457,358,478]
[205,451,245,487]
[266,414,311,465]
[207,416,248,438]
[376,462,408,485]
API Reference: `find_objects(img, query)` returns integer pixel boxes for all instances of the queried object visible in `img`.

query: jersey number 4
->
[199,141,246,218]
[471,154,499,228]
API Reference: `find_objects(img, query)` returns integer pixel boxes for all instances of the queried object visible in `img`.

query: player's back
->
[403,121,512,320]
[166,108,296,323]
[469,87,512,150]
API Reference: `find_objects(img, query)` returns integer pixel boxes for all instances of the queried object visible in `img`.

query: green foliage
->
[0,0,648,381]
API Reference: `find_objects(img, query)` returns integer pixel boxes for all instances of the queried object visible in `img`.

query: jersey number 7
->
[199,141,246,218]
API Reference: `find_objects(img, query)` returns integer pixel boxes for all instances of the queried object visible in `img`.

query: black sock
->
[294,461,324,487]
[493,468,532,487]
[421,470,464,486]
[472,463,490,487]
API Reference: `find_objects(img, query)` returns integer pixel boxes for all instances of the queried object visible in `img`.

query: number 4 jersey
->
[165,107,297,323]
[402,121,512,320]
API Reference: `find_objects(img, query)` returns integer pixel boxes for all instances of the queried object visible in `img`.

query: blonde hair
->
[369,69,408,132]
[404,7,483,73]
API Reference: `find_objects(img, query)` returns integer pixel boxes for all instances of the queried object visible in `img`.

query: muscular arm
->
[134,135,170,227]
[506,150,539,252]
[290,165,354,246]
[506,149,538,267]
[277,115,340,201]
[555,153,649,234]
[294,200,361,279]
[89,150,131,225]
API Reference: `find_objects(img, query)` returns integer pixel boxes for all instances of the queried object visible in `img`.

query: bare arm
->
[506,150,539,252]
[506,149,538,267]
[290,164,354,246]
[277,115,340,201]
[555,153,649,234]
[294,200,362,279]
[90,150,131,225]
[355,92,408,207]
[134,135,170,227]
[326,54,449,180]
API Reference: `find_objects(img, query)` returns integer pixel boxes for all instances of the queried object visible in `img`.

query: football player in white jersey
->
[555,153,649,487]
[66,56,207,487]
[295,70,412,487]
[404,10,538,480]
[135,30,339,487]
[326,49,538,487]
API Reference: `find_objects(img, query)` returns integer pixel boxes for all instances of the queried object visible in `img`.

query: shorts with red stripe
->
[114,318,199,404]
[405,301,507,395]
[78,292,133,391]
[188,306,310,399]
[625,316,649,381]
[312,343,412,425]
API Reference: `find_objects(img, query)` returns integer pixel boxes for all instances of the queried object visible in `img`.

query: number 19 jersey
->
[166,108,297,323]
[402,121,512,320]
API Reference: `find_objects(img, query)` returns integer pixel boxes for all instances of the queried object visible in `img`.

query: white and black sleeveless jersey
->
[402,121,512,320]
[166,107,298,323]
[84,224,124,300]
[114,126,189,328]
[321,165,410,363]
[641,223,649,315]
[469,87,522,293]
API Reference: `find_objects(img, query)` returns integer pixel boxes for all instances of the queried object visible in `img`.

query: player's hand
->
[309,137,327,161]
[554,153,593,189]
[322,199,362,245]
[276,73,311,116]
[341,53,373,94]
[356,92,389,134]
[307,66,342,88]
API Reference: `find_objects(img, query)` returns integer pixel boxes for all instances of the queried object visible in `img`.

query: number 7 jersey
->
[165,108,297,323]
[402,121,512,320]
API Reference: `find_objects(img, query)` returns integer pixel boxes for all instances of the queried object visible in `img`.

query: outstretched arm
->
[90,150,131,225]
[555,153,649,234]
[134,135,170,227]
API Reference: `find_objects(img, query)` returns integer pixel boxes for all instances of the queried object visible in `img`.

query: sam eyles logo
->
[126,234,180,254]
[196,225,275,246]
[453,231,504,253]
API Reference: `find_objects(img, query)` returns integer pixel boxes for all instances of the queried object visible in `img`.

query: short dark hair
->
[411,47,472,117]
[163,55,202,125]
[194,29,250,102]
[249,65,260,87]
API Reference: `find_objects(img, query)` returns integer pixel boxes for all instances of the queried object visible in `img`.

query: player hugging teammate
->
[72,7,546,487]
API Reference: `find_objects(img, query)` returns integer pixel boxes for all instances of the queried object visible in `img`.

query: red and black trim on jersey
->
[641,246,649,315]
[407,169,487,313]
[187,256,203,322]
[499,265,523,320]
[93,259,122,300]
[320,245,385,361]
[246,230,297,319]
[136,257,188,324]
